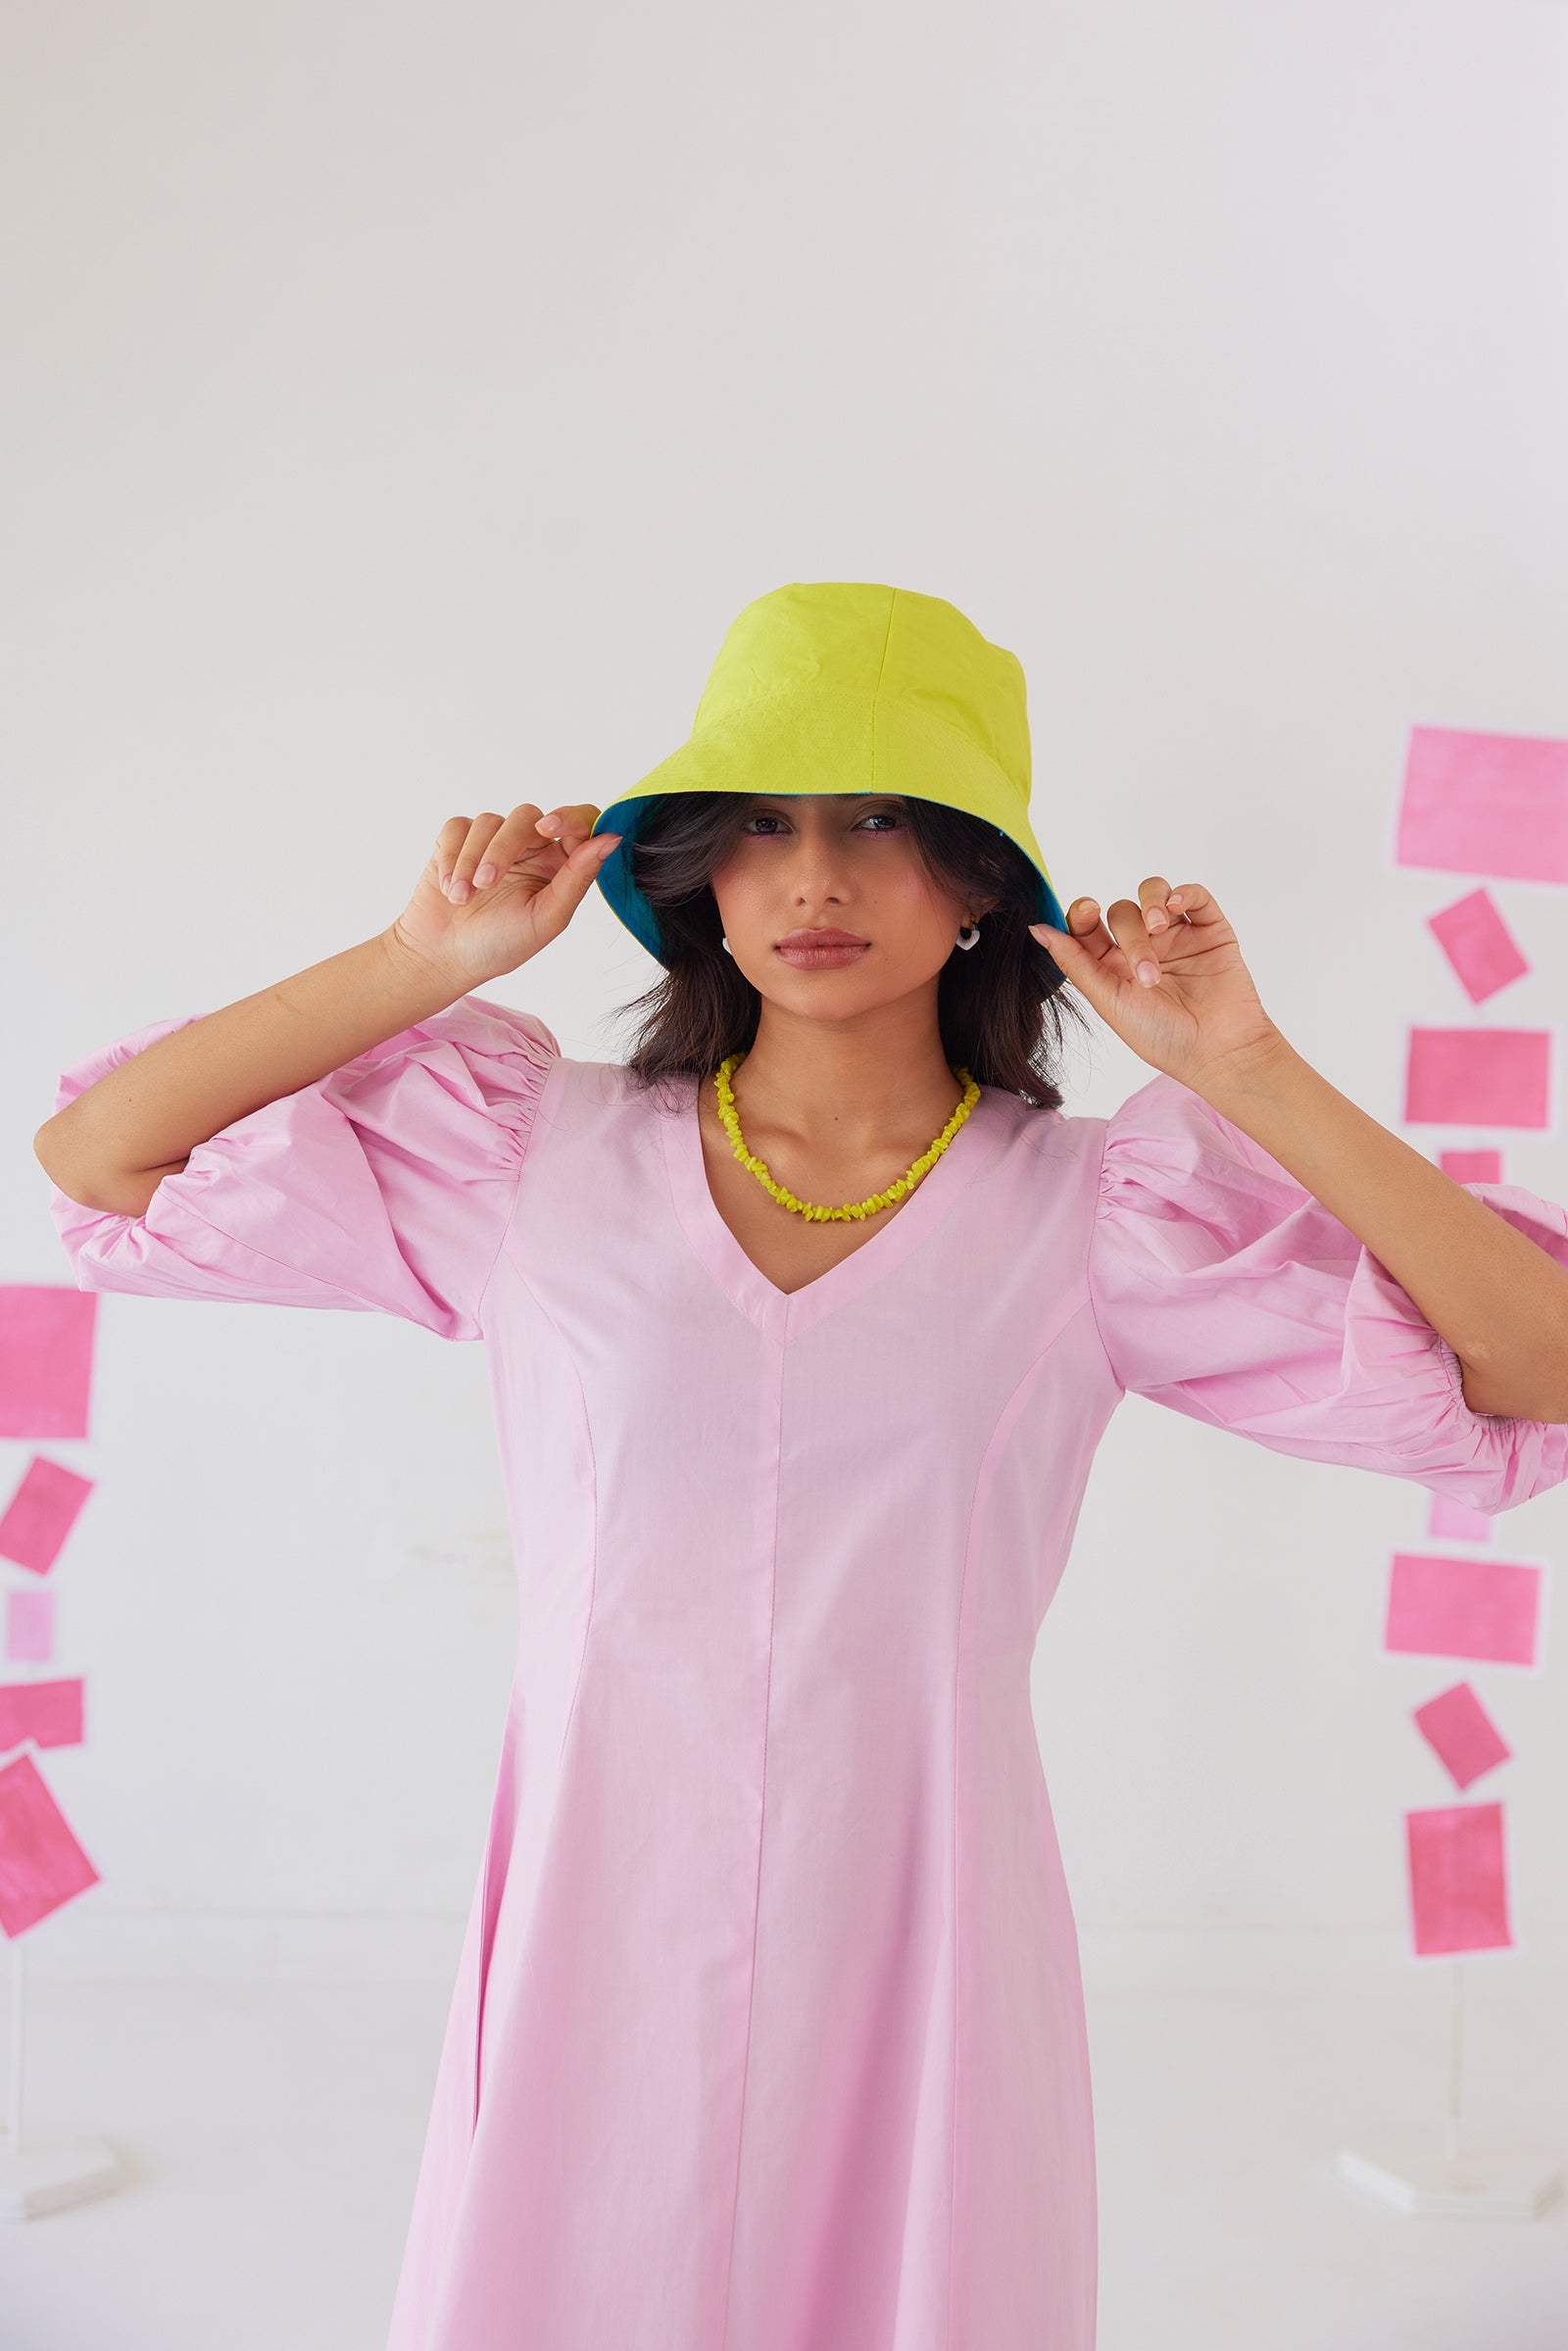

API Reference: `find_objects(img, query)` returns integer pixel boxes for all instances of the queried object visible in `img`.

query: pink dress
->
[47,993,1568,2351]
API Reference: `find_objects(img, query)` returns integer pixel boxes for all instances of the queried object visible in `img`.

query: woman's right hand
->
[386,804,621,990]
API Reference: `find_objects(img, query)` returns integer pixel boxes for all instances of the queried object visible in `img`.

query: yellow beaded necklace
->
[712,1052,981,1222]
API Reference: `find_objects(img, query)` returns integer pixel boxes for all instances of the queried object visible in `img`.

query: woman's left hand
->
[1030,879,1286,1094]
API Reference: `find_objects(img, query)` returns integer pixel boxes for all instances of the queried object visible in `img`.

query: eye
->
[738,803,906,837]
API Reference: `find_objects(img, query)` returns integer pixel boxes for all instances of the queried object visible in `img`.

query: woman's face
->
[708,793,979,1008]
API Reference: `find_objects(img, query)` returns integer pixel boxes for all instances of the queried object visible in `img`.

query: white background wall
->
[5,0,1566,2005]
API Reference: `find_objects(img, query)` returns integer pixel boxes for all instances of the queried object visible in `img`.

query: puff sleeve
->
[1087,1072,1568,1514]
[45,993,560,1342]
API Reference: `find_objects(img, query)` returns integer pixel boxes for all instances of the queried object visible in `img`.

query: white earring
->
[955,918,981,951]
[721,936,733,955]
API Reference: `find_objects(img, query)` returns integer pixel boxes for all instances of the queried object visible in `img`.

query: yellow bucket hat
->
[590,580,1068,963]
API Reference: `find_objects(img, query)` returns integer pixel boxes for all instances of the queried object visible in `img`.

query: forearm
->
[35,930,464,1214]
[1197,1036,1568,1422]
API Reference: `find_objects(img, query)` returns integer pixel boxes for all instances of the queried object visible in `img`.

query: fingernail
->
[594,835,620,857]
[450,878,470,904]
[1137,958,1159,985]
[474,863,497,888]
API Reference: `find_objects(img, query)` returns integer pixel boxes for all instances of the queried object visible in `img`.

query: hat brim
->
[590,682,1067,964]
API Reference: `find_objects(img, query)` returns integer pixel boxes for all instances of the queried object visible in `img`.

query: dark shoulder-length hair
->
[603,793,1091,1111]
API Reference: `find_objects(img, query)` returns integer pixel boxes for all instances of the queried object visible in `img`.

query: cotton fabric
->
[47,996,1568,2350]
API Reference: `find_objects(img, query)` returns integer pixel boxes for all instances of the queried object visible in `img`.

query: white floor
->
[1,1967,1565,2350]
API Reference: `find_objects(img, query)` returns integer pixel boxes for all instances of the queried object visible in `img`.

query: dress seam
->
[489,1248,602,1783]
[466,1247,600,2132]
[475,1059,600,2135]
[945,1280,1096,2350]
[716,1340,785,2351]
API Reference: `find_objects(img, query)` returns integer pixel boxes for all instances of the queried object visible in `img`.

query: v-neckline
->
[661,1068,1010,1341]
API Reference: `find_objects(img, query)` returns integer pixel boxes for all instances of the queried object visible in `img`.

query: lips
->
[772,931,871,970]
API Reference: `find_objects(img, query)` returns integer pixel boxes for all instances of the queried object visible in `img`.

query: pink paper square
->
[1396,725,1568,885]
[0,1750,100,1936]
[1439,1149,1503,1185]
[1426,889,1530,1004]
[0,1678,84,1752]
[1406,1801,1511,1956]
[5,1590,56,1664]
[1385,1551,1541,1667]
[1412,1682,1512,1789]
[0,1289,97,1443]
[1403,1027,1550,1129]
[1426,1492,1494,1543]
[0,1456,95,1577]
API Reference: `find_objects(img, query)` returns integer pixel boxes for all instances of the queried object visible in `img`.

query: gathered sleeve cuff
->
[1086,1072,1568,1514]
[46,993,561,1342]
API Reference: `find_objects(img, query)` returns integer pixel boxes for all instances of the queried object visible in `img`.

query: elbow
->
[1455,1342,1568,1425]
[35,1119,169,1219]
[33,1114,67,1167]
[34,1115,89,1200]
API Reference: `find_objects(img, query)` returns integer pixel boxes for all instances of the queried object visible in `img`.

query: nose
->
[782,826,852,903]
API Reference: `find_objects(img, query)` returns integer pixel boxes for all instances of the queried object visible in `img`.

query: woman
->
[36,583,1568,2351]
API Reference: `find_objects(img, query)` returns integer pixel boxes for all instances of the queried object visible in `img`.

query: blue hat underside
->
[593,796,1066,964]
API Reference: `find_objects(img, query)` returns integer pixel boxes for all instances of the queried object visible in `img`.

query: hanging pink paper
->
[1396,725,1568,884]
[1411,1682,1512,1789]
[0,1750,100,1936]
[1384,1551,1542,1667]
[1426,1493,1493,1543]
[1439,1149,1503,1185]
[0,1679,84,1752]
[0,1456,96,1577]
[0,1288,96,1443]
[1402,1027,1550,1128]
[1426,889,1530,1004]
[1405,1801,1512,1956]
[4,1590,56,1665]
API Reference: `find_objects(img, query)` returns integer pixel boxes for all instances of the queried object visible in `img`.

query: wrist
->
[1187,1026,1302,1114]
[375,924,477,1018]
